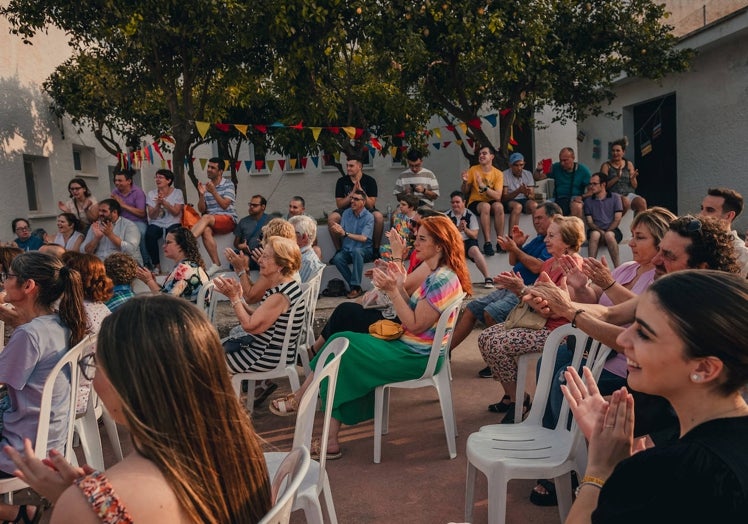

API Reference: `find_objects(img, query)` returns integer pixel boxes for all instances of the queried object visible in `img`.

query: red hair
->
[418,215,473,295]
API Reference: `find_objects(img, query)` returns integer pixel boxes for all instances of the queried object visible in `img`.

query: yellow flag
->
[195,121,211,138]
[342,127,356,139]
[458,122,467,134]
[433,128,442,139]
[234,124,248,137]
[310,127,322,141]
[267,160,275,171]
[199,158,208,170]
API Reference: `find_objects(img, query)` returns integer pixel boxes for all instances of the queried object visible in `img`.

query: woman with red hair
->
[61,252,113,334]
[270,215,471,458]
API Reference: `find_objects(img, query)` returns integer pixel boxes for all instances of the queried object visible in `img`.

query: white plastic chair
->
[464,324,612,524]
[74,386,124,471]
[373,294,465,463]
[259,446,311,524]
[231,285,310,413]
[0,334,91,502]
[263,336,349,524]
[196,281,223,325]
[297,267,325,376]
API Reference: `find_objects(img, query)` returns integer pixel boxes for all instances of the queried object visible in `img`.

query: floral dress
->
[161,260,208,302]
[378,212,416,259]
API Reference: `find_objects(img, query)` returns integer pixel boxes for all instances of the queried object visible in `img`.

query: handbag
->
[181,203,201,228]
[503,302,546,330]
[369,319,404,340]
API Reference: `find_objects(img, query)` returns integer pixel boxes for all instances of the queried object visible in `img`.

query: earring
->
[691,374,702,382]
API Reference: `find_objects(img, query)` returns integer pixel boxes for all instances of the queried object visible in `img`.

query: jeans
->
[466,288,520,323]
[134,221,149,267]
[331,247,373,289]
[145,223,179,268]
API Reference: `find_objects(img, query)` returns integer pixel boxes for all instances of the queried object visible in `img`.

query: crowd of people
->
[0,143,747,523]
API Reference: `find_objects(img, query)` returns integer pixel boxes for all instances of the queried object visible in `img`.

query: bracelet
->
[571,309,585,328]
[236,270,246,278]
[230,298,242,307]
[601,281,615,291]
[575,477,605,497]
[391,257,402,262]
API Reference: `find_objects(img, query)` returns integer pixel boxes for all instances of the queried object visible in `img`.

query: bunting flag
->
[483,114,498,127]
[467,118,482,129]
[195,121,211,138]
[343,127,356,139]
[443,141,451,148]
[433,128,442,139]
[641,140,652,156]
[244,160,253,172]
[199,158,208,170]
[289,158,297,169]
[310,127,322,140]
[255,160,265,170]
[652,121,662,139]
[499,108,512,117]
[301,157,308,168]
[255,125,268,134]
[153,142,164,160]
[266,160,275,171]
[389,146,398,157]
[370,137,383,150]
[234,161,242,172]
[234,124,248,137]
[214,123,231,133]
[277,159,285,171]
[458,123,467,134]
[290,121,304,130]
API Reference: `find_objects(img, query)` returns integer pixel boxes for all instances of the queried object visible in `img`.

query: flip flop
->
[269,393,298,417]
[253,382,278,408]
[310,438,343,461]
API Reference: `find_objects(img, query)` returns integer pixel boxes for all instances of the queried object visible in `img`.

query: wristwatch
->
[479,186,488,193]
[344,231,349,237]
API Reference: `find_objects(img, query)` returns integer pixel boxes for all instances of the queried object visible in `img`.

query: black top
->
[335,174,379,210]
[592,416,748,523]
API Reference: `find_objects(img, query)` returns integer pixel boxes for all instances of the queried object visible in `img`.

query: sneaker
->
[484,278,495,289]
[496,242,504,254]
[483,242,495,256]
[206,263,223,277]
[478,366,492,378]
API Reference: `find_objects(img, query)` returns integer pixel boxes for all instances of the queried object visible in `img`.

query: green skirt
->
[311,331,443,426]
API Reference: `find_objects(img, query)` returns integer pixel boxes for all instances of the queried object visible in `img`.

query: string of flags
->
[634,98,666,157]
[117,111,518,172]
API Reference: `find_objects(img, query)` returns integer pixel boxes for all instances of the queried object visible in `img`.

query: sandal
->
[530,479,558,506]
[269,393,299,417]
[310,438,343,461]
[488,395,512,413]
[253,382,278,408]
[499,394,532,424]
[3,503,46,524]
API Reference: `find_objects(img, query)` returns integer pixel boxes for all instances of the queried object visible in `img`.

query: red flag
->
[254,125,268,134]
[467,118,482,129]
[255,160,265,170]
[354,128,365,139]
[290,121,304,130]
[446,125,455,132]
[395,131,405,138]
[500,108,512,117]
[214,123,230,133]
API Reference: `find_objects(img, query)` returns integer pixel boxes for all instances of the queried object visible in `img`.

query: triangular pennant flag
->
[458,123,468,134]
[367,145,376,158]
[443,141,451,148]
[195,121,211,138]
[389,146,398,157]
[484,114,498,127]
[291,121,303,130]
[327,127,340,135]
[289,158,297,169]
[310,127,322,141]
[244,160,253,172]
[277,159,286,171]
[255,160,265,171]
[254,125,268,134]
[500,108,512,117]
[641,140,652,156]
[160,135,175,144]
[432,142,441,150]
[334,151,340,162]
[446,125,455,132]
[300,157,308,168]
[143,146,151,163]
[234,161,242,172]
[509,125,518,146]
[355,128,365,139]
[370,137,383,150]
[214,123,230,133]
[153,142,164,160]
[652,121,662,139]
[270,121,284,128]
[467,118,482,129]
[199,158,208,170]
[166,160,172,170]
[234,124,248,137]
[395,131,405,138]
[161,159,166,169]
[342,127,356,139]
[310,156,319,168]
[433,128,442,139]
[455,139,463,146]
[508,143,514,151]
[467,138,475,148]
[267,160,275,171]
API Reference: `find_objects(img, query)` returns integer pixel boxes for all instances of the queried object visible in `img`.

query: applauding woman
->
[6,295,271,523]
[564,270,748,523]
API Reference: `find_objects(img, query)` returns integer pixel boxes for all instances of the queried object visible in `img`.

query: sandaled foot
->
[269,393,299,417]
[253,382,278,408]
[530,479,558,506]
[4,504,41,524]
[488,395,512,413]
[310,438,342,461]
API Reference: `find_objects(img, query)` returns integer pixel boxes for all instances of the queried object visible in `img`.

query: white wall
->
[576,13,748,233]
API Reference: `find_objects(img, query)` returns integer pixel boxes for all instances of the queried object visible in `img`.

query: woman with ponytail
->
[0,251,86,522]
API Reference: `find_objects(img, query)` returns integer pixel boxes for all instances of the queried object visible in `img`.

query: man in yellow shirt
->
[460,146,505,255]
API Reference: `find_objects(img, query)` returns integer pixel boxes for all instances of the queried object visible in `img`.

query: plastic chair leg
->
[464,462,477,522]
[299,493,325,524]
[555,471,574,522]
[101,408,123,462]
[373,387,385,464]
[487,474,509,524]
[322,474,339,524]
[75,410,105,471]
[435,383,457,459]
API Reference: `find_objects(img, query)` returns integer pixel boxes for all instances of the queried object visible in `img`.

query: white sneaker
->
[207,263,223,277]
[484,278,495,289]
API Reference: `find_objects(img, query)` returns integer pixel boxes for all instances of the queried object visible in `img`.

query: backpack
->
[321,278,348,297]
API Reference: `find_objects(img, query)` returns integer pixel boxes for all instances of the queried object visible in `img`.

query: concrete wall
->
[576,10,748,233]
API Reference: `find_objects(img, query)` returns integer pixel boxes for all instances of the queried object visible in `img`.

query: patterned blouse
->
[161,260,208,302]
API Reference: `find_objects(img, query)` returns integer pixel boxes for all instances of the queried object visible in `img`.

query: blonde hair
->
[551,215,586,253]
[261,218,295,243]
[265,236,301,276]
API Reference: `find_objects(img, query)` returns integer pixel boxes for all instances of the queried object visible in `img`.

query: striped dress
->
[225,280,305,373]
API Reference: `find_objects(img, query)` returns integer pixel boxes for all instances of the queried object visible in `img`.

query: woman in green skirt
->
[270,215,472,458]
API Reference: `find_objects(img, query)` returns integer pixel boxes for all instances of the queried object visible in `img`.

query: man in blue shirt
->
[534,147,592,220]
[329,190,374,298]
[448,202,562,371]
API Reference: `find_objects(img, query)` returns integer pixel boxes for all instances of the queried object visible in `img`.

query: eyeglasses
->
[154,174,166,179]
[69,186,83,191]
[350,197,365,202]
[14,227,30,232]
[79,353,97,381]
[249,203,262,207]
[1,272,18,282]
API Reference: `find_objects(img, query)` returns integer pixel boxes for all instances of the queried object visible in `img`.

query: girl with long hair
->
[6,295,271,523]
[57,178,99,232]
[270,215,470,459]
[54,213,84,252]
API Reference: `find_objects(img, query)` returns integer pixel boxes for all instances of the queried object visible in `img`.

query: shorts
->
[463,238,479,259]
[467,200,499,216]
[210,214,237,234]
[589,227,623,243]
[466,288,520,324]
[503,198,531,213]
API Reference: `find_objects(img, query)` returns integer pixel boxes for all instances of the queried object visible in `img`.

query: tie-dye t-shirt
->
[399,266,463,355]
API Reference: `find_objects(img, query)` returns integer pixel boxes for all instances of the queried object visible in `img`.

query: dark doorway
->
[632,93,677,213]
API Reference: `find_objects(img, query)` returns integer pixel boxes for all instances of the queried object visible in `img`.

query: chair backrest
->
[273,284,311,366]
[36,334,95,461]
[259,446,311,524]
[524,324,612,430]
[292,337,348,473]
[196,281,221,324]
[300,267,324,349]
[415,293,465,381]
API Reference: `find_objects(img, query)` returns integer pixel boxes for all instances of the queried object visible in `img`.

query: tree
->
[2,0,272,193]
[379,0,692,167]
